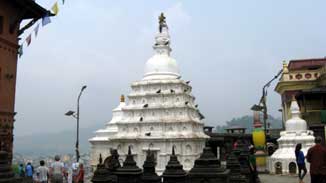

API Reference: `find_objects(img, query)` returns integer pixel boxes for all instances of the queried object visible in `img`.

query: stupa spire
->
[143,12,180,80]
[282,60,289,73]
[290,95,301,118]
[153,12,171,56]
[141,149,161,183]
[99,153,103,164]
[284,95,308,131]
[162,147,187,183]
[159,13,167,33]
[115,145,142,183]
[128,146,132,155]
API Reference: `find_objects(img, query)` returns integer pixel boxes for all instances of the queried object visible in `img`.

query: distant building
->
[0,0,50,164]
[204,126,252,161]
[224,126,246,134]
[275,58,326,144]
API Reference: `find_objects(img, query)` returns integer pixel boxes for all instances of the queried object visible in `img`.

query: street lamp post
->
[251,70,282,138]
[250,70,282,173]
[65,85,87,162]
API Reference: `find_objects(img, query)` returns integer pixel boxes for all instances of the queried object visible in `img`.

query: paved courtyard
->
[259,174,310,183]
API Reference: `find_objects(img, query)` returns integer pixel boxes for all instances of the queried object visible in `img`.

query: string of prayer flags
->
[42,15,51,26]
[34,24,40,37]
[26,34,32,46]
[19,0,66,58]
[18,45,23,58]
[51,2,59,15]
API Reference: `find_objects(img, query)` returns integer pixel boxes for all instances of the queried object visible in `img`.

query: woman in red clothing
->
[74,163,84,183]
[306,137,326,183]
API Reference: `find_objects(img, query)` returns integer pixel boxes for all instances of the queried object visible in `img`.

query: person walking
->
[25,162,34,183]
[18,164,25,178]
[306,136,326,183]
[295,143,307,183]
[249,147,258,183]
[36,160,49,183]
[74,163,84,183]
[50,155,65,183]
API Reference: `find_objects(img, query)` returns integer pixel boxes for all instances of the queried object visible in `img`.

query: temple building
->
[275,58,326,144]
[0,0,50,163]
[89,14,209,174]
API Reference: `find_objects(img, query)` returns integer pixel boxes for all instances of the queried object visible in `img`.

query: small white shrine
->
[268,97,315,174]
[89,13,208,174]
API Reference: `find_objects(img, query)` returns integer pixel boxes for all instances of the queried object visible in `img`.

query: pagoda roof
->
[288,58,326,71]
[7,0,52,19]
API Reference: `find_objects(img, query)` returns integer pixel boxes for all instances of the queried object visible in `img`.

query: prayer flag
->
[51,2,59,15]
[18,45,23,58]
[42,16,51,26]
[34,24,40,37]
[26,34,32,46]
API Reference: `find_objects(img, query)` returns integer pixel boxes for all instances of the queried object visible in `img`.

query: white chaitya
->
[89,14,208,174]
[268,98,315,174]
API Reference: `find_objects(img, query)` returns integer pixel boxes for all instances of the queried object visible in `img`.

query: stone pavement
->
[259,174,310,183]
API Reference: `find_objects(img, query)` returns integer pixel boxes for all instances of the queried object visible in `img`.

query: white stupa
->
[268,97,315,174]
[89,13,209,174]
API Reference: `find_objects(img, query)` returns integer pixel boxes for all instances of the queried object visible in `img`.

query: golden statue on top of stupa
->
[159,12,167,33]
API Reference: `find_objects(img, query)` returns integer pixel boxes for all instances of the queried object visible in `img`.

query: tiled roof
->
[288,58,326,71]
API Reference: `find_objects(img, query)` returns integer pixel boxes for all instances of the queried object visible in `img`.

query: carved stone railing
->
[281,65,326,82]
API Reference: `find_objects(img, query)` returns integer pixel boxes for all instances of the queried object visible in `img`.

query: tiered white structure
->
[269,97,315,174]
[89,14,208,174]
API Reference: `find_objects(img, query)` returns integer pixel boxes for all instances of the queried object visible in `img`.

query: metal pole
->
[257,70,282,145]
[76,92,80,163]
[76,85,86,162]
[262,95,267,137]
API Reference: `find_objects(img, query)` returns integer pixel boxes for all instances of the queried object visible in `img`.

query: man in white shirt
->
[36,160,49,183]
[50,155,65,183]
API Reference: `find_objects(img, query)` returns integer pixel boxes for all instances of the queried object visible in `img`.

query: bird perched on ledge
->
[145,132,151,136]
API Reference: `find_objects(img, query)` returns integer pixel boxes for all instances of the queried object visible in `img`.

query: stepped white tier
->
[268,98,315,174]
[89,14,209,173]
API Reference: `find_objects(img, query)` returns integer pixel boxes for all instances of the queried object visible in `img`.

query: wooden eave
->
[9,0,52,19]
[275,80,318,95]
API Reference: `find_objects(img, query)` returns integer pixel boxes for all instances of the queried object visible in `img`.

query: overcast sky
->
[14,0,326,136]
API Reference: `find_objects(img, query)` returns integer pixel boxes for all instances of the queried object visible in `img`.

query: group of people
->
[295,136,326,183]
[18,155,84,183]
